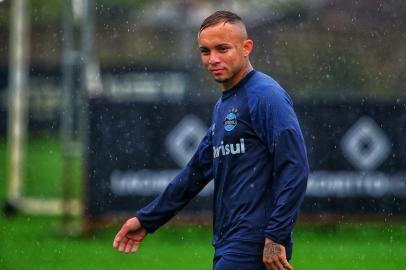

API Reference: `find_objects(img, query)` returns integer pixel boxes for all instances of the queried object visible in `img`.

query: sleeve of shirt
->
[249,86,309,248]
[134,126,214,233]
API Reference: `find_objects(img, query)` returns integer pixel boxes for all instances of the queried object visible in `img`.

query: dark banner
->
[86,98,406,218]
[86,99,214,217]
[296,102,406,214]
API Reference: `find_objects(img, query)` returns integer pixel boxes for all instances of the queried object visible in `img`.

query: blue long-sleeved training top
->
[135,70,309,260]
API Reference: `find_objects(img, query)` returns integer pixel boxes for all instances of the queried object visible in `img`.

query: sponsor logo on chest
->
[224,108,239,132]
[213,138,246,158]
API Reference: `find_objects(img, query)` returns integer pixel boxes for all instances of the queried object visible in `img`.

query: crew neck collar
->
[221,70,256,100]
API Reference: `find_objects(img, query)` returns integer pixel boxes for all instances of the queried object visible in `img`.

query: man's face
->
[198,22,252,90]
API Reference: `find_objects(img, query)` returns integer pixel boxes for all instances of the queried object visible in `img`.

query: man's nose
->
[208,52,220,65]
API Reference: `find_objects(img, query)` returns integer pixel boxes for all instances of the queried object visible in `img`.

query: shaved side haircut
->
[199,10,245,34]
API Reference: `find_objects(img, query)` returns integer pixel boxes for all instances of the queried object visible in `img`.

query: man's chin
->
[214,77,229,84]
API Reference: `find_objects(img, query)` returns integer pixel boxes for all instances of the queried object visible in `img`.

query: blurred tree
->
[251,0,406,100]
[1,0,405,100]
[0,0,155,25]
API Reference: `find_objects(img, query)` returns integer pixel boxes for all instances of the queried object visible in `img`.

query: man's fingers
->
[264,257,292,270]
[119,237,130,252]
[264,260,283,270]
[125,240,134,254]
[113,218,146,254]
[113,227,127,248]
[275,260,285,270]
[113,233,122,248]
[282,258,293,270]
[114,235,142,254]
[131,241,141,253]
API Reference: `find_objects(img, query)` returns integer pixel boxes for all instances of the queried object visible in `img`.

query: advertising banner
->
[86,98,406,217]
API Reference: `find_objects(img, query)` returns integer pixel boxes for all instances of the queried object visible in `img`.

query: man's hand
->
[263,238,293,270]
[113,217,147,254]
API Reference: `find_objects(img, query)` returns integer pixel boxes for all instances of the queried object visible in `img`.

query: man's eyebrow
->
[199,43,231,51]
[215,43,231,48]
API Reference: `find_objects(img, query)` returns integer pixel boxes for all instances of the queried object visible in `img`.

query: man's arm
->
[248,86,308,268]
[134,125,214,233]
[113,126,214,253]
[263,127,308,269]
[263,99,308,253]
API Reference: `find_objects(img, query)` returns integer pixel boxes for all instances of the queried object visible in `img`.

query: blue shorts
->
[213,253,266,270]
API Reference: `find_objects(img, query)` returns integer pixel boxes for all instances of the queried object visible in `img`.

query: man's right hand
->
[113,217,147,254]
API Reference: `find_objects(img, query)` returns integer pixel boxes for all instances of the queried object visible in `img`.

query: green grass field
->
[1,136,406,270]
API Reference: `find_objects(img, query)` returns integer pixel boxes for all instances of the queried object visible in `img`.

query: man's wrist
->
[264,235,285,247]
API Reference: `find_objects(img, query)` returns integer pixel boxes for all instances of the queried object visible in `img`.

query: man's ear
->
[243,39,254,56]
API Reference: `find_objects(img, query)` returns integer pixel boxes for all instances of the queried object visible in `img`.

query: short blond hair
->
[199,11,244,34]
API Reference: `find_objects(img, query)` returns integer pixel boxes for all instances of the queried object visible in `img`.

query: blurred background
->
[0,0,405,269]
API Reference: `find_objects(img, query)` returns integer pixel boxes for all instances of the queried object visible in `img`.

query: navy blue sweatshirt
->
[135,70,309,259]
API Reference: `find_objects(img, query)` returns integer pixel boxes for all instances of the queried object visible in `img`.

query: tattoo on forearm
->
[264,243,282,258]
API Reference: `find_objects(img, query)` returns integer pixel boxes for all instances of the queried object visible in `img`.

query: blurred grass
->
[0,135,81,199]
[1,136,406,270]
[292,223,406,269]
[0,215,214,270]
[0,214,405,270]
[0,136,6,200]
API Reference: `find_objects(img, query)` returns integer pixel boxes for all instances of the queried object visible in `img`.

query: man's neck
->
[221,63,253,92]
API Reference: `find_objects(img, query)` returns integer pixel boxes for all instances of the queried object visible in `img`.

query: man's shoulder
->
[246,71,284,96]
[246,71,289,102]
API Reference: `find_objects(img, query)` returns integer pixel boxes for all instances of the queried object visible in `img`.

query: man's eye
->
[218,47,228,53]
[200,49,209,55]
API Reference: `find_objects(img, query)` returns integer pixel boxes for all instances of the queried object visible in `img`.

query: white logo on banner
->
[165,115,207,167]
[341,116,391,171]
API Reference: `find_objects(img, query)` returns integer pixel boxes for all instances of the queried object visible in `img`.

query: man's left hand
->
[262,238,293,270]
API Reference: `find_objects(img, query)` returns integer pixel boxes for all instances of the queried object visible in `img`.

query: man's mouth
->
[210,68,224,75]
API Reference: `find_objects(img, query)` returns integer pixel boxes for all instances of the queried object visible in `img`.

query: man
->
[113,10,309,270]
